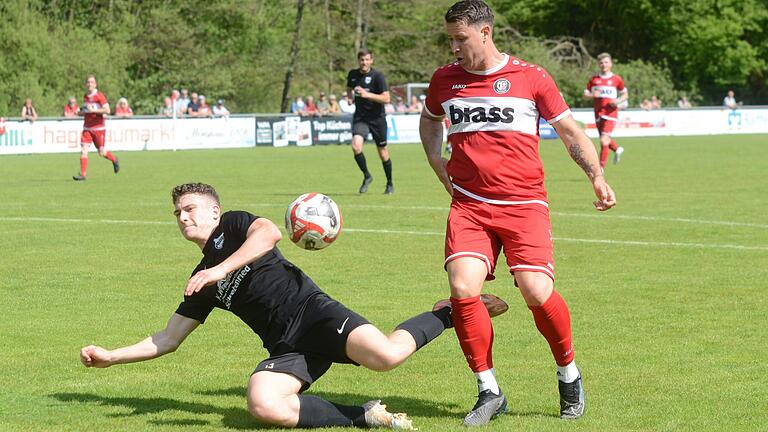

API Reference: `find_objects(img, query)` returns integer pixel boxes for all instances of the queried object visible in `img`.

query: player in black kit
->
[346,49,394,194]
[81,183,507,429]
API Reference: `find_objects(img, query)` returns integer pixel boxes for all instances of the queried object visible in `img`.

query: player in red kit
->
[73,75,119,181]
[420,1,615,426]
[583,53,628,170]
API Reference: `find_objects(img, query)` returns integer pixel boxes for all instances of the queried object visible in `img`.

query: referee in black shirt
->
[346,49,394,194]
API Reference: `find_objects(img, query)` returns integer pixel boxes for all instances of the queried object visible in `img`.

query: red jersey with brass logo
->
[424,54,570,204]
[586,73,625,121]
[83,90,108,131]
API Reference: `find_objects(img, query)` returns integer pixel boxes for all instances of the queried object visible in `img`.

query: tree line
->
[1,0,765,118]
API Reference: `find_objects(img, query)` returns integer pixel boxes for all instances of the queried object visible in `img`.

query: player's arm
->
[552,115,616,211]
[80,313,199,368]
[420,111,453,196]
[582,87,594,100]
[184,218,281,295]
[355,87,390,105]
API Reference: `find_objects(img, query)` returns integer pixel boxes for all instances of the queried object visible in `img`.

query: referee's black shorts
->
[352,117,388,147]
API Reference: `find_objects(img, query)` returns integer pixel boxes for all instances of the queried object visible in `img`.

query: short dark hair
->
[445,0,494,27]
[357,48,372,59]
[171,183,220,206]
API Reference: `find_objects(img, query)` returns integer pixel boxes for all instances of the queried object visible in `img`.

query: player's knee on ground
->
[247,391,295,427]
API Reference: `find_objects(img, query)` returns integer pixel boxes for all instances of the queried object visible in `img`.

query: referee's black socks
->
[382,159,393,185]
[396,308,451,351]
[354,153,370,177]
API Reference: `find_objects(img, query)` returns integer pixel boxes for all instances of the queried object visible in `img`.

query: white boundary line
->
[240,203,768,229]
[1,216,765,251]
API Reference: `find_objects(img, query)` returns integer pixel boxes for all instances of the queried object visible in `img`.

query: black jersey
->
[346,68,388,121]
[175,211,323,353]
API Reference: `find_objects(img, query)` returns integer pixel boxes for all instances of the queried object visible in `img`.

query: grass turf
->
[0,134,766,431]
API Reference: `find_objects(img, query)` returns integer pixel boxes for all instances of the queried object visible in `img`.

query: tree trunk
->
[325,0,333,92]
[281,0,305,113]
[354,0,364,52]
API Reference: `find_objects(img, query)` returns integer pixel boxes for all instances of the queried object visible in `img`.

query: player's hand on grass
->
[185,266,227,296]
[591,175,616,211]
[80,345,112,368]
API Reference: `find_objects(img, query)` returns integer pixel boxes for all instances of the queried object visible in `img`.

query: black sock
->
[297,395,367,428]
[395,310,449,351]
[382,159,393,185]
[354,153,370,177]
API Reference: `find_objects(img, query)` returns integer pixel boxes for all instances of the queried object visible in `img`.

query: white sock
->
[475,369,499,394]
[557,361,580,383]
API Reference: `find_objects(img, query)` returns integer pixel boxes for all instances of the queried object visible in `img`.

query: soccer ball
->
[285,193,342,250]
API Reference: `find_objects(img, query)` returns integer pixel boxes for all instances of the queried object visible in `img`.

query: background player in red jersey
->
[583,53,628,170]
[73,75,119,181]
[419,0,616,426]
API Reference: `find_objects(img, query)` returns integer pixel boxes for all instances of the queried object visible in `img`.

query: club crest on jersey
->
[365,76,372,84]
[214,233,225,250]
[493,78,511,94]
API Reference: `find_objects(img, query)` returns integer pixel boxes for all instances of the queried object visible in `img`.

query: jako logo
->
[449,105,515,124]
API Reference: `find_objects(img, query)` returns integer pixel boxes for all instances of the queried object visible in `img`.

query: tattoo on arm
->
[568,143,597,178]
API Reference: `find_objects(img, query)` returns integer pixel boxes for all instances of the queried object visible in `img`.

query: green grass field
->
[1,135,766,431]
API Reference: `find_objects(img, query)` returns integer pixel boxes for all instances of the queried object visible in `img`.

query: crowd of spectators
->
[14,88,744,121]
[291,91,425,117]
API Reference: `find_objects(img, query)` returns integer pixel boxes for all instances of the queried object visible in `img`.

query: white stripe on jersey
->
[452,184,549,207]
[443,96,539,136]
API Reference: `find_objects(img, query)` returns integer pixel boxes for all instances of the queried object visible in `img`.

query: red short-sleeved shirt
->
[586,73,625,121]
[83,91,108,131]
[424,55,570,205]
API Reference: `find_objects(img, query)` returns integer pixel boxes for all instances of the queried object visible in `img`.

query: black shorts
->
[253,294,369,392]
[352,117,388,147]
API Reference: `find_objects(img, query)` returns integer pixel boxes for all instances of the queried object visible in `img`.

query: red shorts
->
[445,198,554,281]
[596,118,616,136]
[81,129,106,149]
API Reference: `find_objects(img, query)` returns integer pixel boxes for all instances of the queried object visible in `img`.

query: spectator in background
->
[291,96,305,115]
[21,98,38,122]
[178,88,191,113]
[114,97,134,117]
[640,98,652,110]
[394,96,407,113]
[213,99,230,117]
[197,95,213,117]
[384,101,395,114]
[316,92,331,116]
[159,97,175,117]
[339,93,355,114]
[64,97,80,117]
[302,95,318,117]
[407,95,423,113]
[723,90,740,109]
[677,95,692,109]
[650,95,662,110]
[327,94,341,115]
[187,92,201,117]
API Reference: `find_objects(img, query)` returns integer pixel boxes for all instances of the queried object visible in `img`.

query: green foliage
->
[0,0,766,117]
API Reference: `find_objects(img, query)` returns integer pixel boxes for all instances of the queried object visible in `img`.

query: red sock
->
[80,156,88,176]
[609,140,618,151]
[528,290,574,366]
[451,296,494,372]
[599,145,609,168]
[103,151,117,163]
